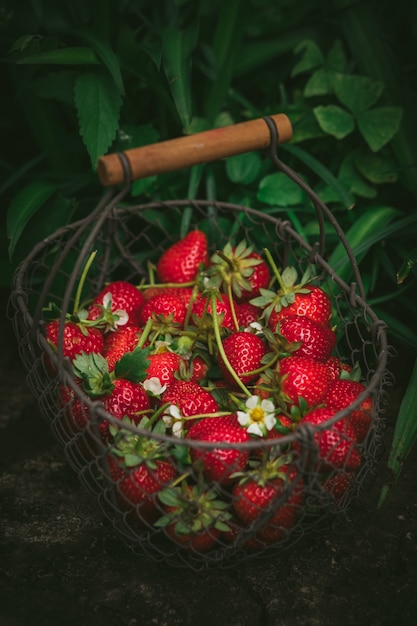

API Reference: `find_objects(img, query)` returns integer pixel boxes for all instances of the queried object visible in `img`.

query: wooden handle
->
[97,113,292,187]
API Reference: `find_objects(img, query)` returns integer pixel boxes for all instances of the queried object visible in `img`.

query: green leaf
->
[283,143,356,209]
[356,107,403,152]
[114,346,150,383]
[225,152,262,184]
[327,205,399,282]
[7,181,57,259]
[304,68,335,97]
[257,172,305,207]
[162,26,197,132]
[76,29,125,95]
[379,357,417,504]
[313,105,355,139]
[354,152,398,184]
[291,40,324,76]
[332,73,384,114]
[74,72,122,167]
[15,46,100,65]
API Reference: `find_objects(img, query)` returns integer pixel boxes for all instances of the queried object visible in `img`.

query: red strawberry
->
[143,286,197,308]
[232,461,304,544]
[103,325,143,371]
[46,320,104,363]
[322,471,355,504]
[102,378,150,422]
[107,416,177,524]
[323,379,372,442]
[218,331,266,387]
[161,379,219,419]
[155,484,231,552]
[237,302,262,328]
[325,355,353,380]
[139,293,187,327]
[87,280,144,328]
[298,407,362,471]
[156,230,209,284]
[269,285,332,329]
[191,293,236,331]
[145,351,186,389]
[187,354,209,384]
[186,414,250,485]
[277,315,336,362]
[278,355,332,408]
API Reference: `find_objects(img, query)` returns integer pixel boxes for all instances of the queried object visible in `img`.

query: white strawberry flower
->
[102,293,129,330]
[248,321,264,334]
[162,405,183,437]
[143,377,167,396]
[237,395,277,437]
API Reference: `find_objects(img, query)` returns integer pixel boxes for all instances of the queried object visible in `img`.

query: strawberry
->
[143,285,197,308]
[145,351,186,389]
[236,301,262,328]
[218,331,267,386]
[187,354,209,384]
[72,347,151,440]
[277,315,336,362]
[139,293,187,327]
[107,417,177,524]
[206,240,271,301]
[191,293,236,331]
[322,470,355,504]
[323,379,373,442]
[325,355,353,380]
[155,484,231,552]
[161,380,219,419]
[102,378,151,423]
[232,458,304,544]
[103,325,143,371]
[46,320,104,364]
[87,280,144,329]
[297,407,362,471]
[268,285,332,330]
[251,265,331,329]
[278,355,332,408]
[156,230,209,284]
[186,413,250,485]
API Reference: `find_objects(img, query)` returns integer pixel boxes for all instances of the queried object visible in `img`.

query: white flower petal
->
[103,292,113,307]
[247,422,264,437]
[245,395,259,410]
[143,377,167,395]
[172,422,183,438]
[168,405,181,419]
[162,414,173,427]
[264,414,277,431]
[113,310,129,327]
[261,399,275,414]
[237,411,250,427]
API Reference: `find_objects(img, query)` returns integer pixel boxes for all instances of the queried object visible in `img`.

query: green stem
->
[210,292,251,397]
[263,248,287,293]
[73,251,97,316]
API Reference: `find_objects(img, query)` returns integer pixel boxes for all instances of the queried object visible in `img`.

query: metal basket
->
[9,115,391,570]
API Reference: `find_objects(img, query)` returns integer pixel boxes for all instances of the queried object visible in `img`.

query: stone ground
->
[1,297,417,626]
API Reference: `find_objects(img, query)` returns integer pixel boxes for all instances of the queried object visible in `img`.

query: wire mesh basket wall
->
[9,115,391,570]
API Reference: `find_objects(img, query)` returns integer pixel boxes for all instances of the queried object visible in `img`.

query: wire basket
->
[9,115,391,570]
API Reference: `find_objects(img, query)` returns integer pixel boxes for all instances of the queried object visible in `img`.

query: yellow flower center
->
[249,407,265,422]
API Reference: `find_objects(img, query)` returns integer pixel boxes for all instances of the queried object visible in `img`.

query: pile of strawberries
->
[45,229,373,554]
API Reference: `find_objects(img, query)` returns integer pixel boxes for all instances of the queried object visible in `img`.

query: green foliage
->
[1,0,417,495]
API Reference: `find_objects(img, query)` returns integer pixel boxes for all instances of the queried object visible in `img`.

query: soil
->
[1,298,417,626]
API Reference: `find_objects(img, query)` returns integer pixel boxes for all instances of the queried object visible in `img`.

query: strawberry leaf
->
[114,346,150,383]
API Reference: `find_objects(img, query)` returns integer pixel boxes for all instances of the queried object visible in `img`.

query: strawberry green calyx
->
[206,240,263,299]
[155,483,231,536]
[110,416,168,468]
[234,451,295,488]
